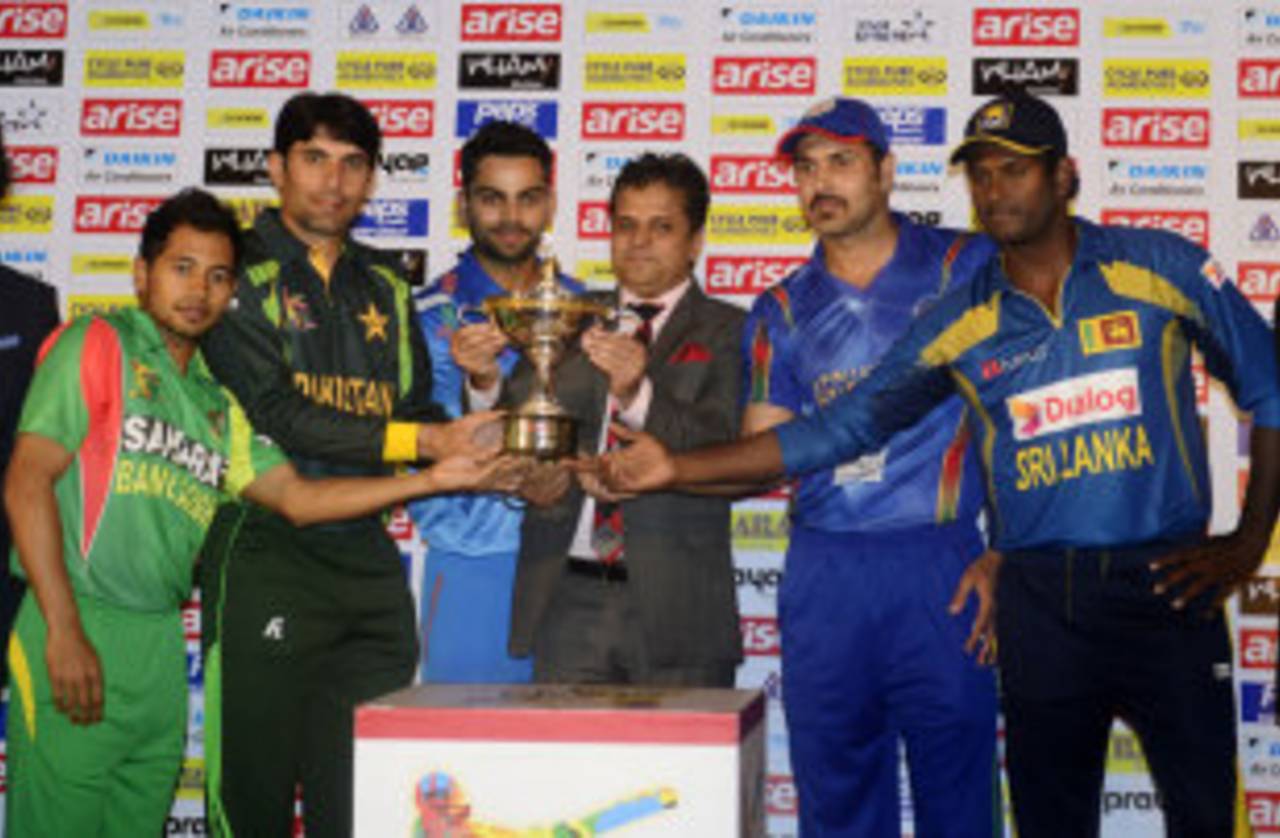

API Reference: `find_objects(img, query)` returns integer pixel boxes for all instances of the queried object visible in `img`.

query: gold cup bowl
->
[483,293,612,460]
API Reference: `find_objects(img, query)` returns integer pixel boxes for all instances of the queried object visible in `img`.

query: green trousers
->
[200,503,417,838]
[7,594,185,837]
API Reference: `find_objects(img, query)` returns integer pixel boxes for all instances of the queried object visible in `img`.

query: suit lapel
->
[646,282,700,371]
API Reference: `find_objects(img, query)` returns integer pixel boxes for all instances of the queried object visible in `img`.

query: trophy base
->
[504,412,578,461]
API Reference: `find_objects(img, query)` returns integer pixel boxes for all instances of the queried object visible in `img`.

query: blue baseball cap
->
[775,97,890,160]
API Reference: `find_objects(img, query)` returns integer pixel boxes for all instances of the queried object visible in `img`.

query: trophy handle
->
[454,302,493,327]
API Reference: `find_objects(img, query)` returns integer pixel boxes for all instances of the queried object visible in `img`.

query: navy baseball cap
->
[775,97,890,160]
[950,93,1068,164]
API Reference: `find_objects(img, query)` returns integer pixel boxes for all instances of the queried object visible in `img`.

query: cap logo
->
[802,97,837,119]
[976,101,1013,133]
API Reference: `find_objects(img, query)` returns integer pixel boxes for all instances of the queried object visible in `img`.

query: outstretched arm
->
[4,433,103,725]
[601,424,786,493]
[241,451,528,528]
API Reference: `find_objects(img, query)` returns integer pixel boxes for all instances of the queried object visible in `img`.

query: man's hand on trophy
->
[576,460,636,503]
[426,453,530,494]
[581,326,646,406]
[598,424,677,493]
[417,410,505,462]
[516,460,572,507]
[451,322,508,391]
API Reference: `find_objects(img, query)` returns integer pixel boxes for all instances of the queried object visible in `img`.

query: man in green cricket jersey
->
[2,189,512,837]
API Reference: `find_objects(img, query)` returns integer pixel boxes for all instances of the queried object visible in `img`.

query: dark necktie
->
[591,302,664,563]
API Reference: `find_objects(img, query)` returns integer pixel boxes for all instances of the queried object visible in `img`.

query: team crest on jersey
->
[282,288,317,332]
[1078,311,1141,356]
[358,302,390,342]
[206,409,226,440]
[130,360,159,400]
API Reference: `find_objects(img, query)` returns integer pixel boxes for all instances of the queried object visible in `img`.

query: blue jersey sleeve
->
[740,289,805,414]
[1149,234,1280,427]
[775,298,960,476]
[413,287,465,419]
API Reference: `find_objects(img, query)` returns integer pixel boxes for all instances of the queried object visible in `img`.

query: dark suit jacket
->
[509,282,745,668]
[0,266,58,682]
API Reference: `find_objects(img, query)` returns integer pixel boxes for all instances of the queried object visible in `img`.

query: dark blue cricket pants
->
[781,522,999,837]
[997,544,1237,838]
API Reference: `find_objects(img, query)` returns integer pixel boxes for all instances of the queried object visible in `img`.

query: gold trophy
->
[482,254,611,459]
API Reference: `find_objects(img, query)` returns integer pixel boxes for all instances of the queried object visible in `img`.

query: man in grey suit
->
[472,153,744,686]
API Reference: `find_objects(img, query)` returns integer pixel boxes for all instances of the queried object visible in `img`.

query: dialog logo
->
[1006,368,1142,441]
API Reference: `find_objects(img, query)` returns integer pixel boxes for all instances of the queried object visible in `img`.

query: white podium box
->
[354,683,766,837]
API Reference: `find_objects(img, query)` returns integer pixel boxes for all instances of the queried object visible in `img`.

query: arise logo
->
[208,50,310,88]
[362,100,433,137]
[711,56,815,96]
[1101,108,1209,148]
[460,4,561,41]
[708,155,793,194]
[580,102,684,140]
[972,8,1080,46]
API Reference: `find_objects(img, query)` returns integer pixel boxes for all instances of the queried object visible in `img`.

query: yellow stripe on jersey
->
[1099,260,1202,325]
[9,632,36,740]
[920,293,1002,367]
[224,396,258,497]
[951,368,1002,539]
[1160,319,1201,502]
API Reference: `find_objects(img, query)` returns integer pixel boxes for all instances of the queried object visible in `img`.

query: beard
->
[471,223,542,266]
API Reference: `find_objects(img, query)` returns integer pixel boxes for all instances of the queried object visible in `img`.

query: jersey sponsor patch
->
[1201,257,1228,289]
[1078,311,1142,356]
[833,449,887,484]
[1007,367,1142,441]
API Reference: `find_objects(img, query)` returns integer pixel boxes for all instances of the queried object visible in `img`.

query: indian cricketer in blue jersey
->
[599,93,1280,837]
[411,121,582,683]
[738,97,999,837]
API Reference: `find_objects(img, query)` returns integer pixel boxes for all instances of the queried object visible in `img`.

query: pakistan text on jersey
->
[293,372,396,417]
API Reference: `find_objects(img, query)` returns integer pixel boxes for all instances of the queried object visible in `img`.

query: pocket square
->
[670,341,711,364]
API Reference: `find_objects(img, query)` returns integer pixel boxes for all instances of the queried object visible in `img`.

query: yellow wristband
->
[383,421,419,462]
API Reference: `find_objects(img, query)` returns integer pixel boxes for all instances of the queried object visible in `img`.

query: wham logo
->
[1007,368,1141,441]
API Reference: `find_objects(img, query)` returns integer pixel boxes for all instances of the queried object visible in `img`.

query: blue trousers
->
[781,523,998,837]
[419,548,532,683]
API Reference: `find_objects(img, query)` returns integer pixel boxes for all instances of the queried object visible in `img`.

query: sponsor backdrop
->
[0,0,1278,835]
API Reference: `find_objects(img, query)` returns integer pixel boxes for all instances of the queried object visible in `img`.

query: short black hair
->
[139,188,243,267]
[459,120,553,191]
[273,92,381,161]
[609,153,710,233]
[1043,151,1081,201]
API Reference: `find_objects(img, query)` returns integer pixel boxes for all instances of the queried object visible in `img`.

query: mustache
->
[808,194,846,211]
[487,224,534,237]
